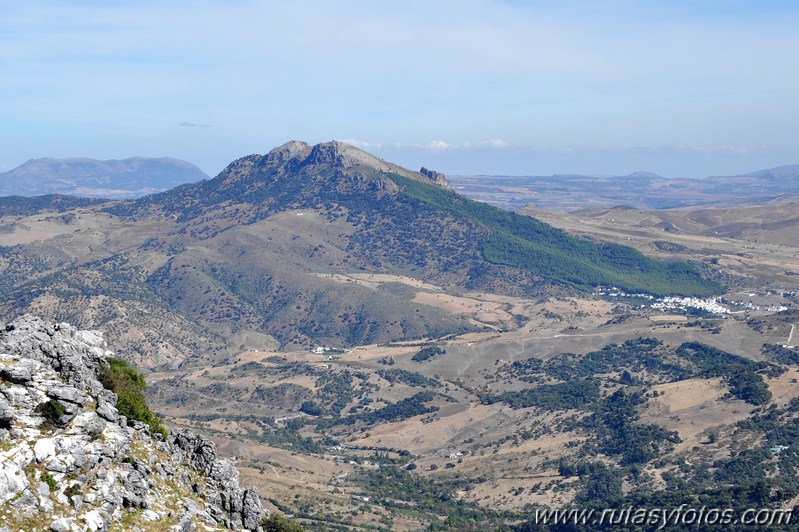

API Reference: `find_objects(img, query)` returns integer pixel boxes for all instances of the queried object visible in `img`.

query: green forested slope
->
[391,174,721,296]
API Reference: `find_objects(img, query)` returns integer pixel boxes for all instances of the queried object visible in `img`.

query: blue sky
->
[1,0,798,178]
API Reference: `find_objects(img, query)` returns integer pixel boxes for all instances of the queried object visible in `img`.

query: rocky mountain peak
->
[260,140,312,168]
[306,141,386,169]
[0,316,266,530]
[273,140,453,189]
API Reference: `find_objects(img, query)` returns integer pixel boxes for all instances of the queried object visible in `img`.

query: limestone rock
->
[0,316,267,530]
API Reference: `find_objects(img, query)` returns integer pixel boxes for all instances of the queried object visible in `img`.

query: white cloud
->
[427,140,451,151]
[338,138,382,150]
[462,139,508,149]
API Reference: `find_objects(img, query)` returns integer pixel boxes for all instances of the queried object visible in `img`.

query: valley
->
[143,273,797,528]
[2,142,799,530]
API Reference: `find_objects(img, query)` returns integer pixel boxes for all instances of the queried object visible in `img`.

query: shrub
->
[489,379,601,410]
[727,370,772,405]
[99,357,167,439]
[261,513,305,531]
[299,401,322,416]
[42,471,58,492]
[411,346,445,363]
[64,482,82,501]
[35,399,67,430]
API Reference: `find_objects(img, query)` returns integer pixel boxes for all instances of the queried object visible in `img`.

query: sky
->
[1,0,798,178]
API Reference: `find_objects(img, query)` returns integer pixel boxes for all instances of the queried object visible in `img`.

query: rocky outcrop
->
[419,167,451,189]
[0,316,266,531]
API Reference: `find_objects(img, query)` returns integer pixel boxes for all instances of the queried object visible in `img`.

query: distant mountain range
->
[0,141,718,367]
[0,157,209,198]
[449,164,799,211]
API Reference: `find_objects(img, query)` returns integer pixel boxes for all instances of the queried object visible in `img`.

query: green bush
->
[728,370,772,405]
[42,471,59,492]
[360,391,438,424]
[411,346,445,362]
[377,368,440,387]
[489,379,601,410]
[35,399,67,430]
[64,482,82,501]
[299,401,322,416]
[261,513,305,531]
[99,357,167,439]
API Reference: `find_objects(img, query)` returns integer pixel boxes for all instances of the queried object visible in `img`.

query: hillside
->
[0,316,265,530]
[0,157,209,199]
[563,201,799,248]
[0,195,106,217]
[519,201,799,287]
[0,141,718,367]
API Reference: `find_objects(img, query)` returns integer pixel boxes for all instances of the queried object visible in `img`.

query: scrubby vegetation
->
[260,513,305,531]
[359,392,438,424]
[0,194,103,217]
[411,346,445,363]
[676,342,774,405]
[763,342,799,365]
[487,379,601,410]
[543,337,691,383]
[99,357,167,438]
[586,390,681,465]
[351,466,507,529]
[726,370,772,405]
[315,371,356,416]
[377,368,440,388]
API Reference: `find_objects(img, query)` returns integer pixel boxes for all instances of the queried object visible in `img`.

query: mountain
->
[0,141,719,367]
[0,157,210,199]
[745,164,799,180]
[107,140,717,296]
[449,163,799,211]
[0,316,266,530]
[624,171,664,179]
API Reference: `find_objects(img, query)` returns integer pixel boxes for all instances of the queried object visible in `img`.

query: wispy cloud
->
[423,140,451,151]
[179,122,211,128]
